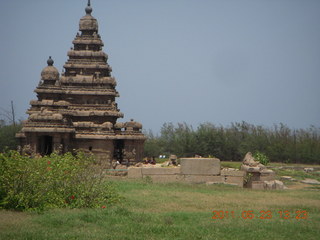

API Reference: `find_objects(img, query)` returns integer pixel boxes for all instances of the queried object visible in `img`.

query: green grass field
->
[1,177,319,240]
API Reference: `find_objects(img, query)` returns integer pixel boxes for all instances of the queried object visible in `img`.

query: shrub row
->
[144,122,320,164]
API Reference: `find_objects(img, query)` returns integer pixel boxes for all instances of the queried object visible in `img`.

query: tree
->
[0,124,22,152]
[143,122,320,164]
[0,101,16,126]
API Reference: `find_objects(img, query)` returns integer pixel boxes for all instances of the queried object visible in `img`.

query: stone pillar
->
[53,134,61,152]
[63,133,71,153]
[30,133,38,153]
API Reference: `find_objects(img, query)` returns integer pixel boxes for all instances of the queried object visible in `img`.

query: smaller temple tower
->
[16,1,146,165]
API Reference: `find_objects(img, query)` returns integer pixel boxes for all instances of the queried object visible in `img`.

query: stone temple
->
[16,1,146,165]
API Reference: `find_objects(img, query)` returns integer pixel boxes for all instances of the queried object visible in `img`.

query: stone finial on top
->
[85,0,92,15]
[47,56,54,66]
[41,56,59,81]
[79,0,98,31]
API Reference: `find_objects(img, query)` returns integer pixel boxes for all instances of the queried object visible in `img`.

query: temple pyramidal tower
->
[16,1,146,165]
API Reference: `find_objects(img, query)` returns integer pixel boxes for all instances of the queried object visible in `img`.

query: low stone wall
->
[221,169,245,187]
[128,158,245,187]
[128,167,182,183]
[180,158,220,175]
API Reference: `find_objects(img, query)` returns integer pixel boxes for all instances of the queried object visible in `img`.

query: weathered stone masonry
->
[16,1,146,165]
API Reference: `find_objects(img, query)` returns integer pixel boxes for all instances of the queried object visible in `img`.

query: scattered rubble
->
[167,155,178,166]
[280,176,293,181]
[300,178,320,185]
[304,168,314,173]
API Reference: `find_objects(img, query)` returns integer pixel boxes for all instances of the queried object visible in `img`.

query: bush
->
[0,151,120,211]
[253,151,269,166]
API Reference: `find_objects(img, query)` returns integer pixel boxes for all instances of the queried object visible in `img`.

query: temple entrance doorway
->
[38,135,53,156]
[114,140,124,163]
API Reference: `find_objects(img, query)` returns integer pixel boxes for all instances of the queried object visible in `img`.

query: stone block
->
[274,180,285,190]
[251,181,265,190]
[243,152,259,166]
[263,180,275,190]
[241,165,261,173]
[144,174,183,183]
[141,167,180,175]
[263,180,285,190]
[250,172,261,181]
[224,176,244,187]
[280,176,293,181]
[128,167,142,179]
[304,168,314,173]
[300,178,320,185]
[221,169,245,177]
[260,175,275,181]
[184,175,223,184]
[260,169,275,181]
[180,158,220,175]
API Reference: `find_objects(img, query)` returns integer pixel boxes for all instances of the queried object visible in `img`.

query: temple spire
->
[17,0,146,165]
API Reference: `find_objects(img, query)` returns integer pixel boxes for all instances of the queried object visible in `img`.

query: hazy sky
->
[0,0,319,132]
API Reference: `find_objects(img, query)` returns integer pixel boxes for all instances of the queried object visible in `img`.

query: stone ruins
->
[128,153,286,189]
[128,158,245,187]
[16,1,146,165]
[240,152,284,190]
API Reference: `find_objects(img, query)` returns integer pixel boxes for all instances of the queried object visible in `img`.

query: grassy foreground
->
[1,179,320,240]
